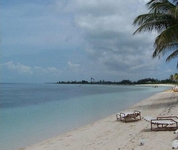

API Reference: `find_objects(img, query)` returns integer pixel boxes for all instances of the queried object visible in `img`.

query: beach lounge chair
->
[143,116,178,131]
[116,110,141,122]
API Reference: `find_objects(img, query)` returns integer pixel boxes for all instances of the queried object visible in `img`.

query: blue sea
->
[0,83,170,150]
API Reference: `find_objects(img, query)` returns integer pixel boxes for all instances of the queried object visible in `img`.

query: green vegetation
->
[57,77,176,85]
[170,73,178,84]
[133,0,178,67]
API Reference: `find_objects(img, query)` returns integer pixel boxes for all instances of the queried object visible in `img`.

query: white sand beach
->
[22,90,178,150]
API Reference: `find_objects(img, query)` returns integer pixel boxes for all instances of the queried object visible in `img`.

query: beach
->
[22,89,178,150]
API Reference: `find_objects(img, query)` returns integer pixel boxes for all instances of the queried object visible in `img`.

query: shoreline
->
[22,89,178,150]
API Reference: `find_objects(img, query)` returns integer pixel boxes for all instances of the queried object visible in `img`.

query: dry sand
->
[22,90,178,150]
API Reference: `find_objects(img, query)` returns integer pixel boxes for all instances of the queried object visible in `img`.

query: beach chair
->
[143,116,178,131]
[116,110,141,122]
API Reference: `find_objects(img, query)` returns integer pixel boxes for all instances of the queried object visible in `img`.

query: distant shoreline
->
[55,82,175,85]
[55,77,176,85]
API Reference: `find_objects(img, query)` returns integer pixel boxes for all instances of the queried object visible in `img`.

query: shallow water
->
[0,83,170,150]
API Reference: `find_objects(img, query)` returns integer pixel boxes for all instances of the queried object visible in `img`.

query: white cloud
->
[65,0,159,76]
[67,61,80,68]
[3,61,33,75]
[1,61,62,76]
[1,0,174,83]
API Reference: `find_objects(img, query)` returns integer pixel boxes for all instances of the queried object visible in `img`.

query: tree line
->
[57,77,177,85]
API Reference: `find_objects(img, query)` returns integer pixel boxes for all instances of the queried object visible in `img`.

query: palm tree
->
[174,73,178,82]
[170,74,174,80]
[170,73,178,83]
[133,0,178,66]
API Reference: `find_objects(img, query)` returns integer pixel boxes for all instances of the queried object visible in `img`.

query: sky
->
[0,0,177,83]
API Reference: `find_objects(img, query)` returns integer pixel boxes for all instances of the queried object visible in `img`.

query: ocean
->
[0,83,170,150]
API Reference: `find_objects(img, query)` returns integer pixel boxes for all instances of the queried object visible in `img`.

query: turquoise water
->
[0,83,170,150]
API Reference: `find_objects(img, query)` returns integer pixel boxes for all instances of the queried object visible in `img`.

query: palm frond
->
[133,13,171,26]
[133,0,178,67]
[154,24,178,48]
[146,0,167,7]
[153,42,178,57]
[148,1,175,14]
[166,49,178,61]
[133,14,176,34]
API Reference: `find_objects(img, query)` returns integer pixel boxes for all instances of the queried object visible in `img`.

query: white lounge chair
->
[116,110,141,122]
[143,116,178,131]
